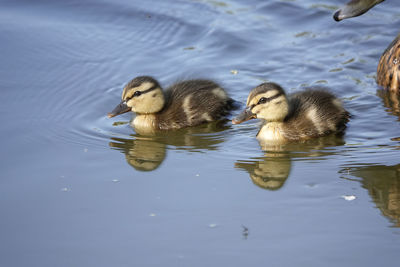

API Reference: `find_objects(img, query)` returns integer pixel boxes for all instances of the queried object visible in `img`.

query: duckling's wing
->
[285,90,349,139]
[157,80,234,129]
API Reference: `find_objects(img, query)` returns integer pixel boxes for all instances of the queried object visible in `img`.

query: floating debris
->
[149,213,156,217]
[329,68,343,73]
[295,31,315,38]
[112,179,119,183]
[230,70,238,75]
[208,223,218,228]
[112,121,128,126]
[195,174,200,177]
[314,80,328,84]
[341,195,356,201]
[305,183,318,188]
[242,225,249,239]
[60,187,69,192]
[183,46,195,50]
[342,58,355,65]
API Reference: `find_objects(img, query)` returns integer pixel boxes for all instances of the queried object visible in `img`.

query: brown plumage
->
[232,83,350,142]
[377,34,400,91]
[108,76,235,134]
[334,0,400,92]
[281,90,350,140]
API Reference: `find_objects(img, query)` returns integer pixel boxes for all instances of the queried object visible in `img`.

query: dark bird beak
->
[232,107,256,124]
[333,0,384,21]
[107,101,131,118]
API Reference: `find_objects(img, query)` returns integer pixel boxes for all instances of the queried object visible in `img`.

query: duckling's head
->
[232,83,289,124]
[108,76,165,118]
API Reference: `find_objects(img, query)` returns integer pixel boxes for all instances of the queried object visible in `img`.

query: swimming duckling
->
[232,83,350,142]
[108,76,234,134]
[334,0,400,92]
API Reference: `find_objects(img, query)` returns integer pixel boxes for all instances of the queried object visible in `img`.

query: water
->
[1,0,400,266]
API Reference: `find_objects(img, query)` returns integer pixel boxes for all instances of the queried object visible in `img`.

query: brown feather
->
[156,79,233,130]
[377,34,400,92]
[279,90,350,140]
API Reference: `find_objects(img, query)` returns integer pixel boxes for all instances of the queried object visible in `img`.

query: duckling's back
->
[282,90,349,140]
[156,80,234,130]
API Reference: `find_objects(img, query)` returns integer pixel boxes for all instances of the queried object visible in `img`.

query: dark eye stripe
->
[251,92,283,110]
[140,84,158,94]
[127,84,158,100]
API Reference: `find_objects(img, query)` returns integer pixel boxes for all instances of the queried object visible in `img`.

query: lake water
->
[1,0,400,266]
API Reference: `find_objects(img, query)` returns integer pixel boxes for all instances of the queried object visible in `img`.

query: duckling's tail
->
[335,110,351,135]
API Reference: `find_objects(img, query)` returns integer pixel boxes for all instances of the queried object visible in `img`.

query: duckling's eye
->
[133,91,142,97]
[258,97,267,105]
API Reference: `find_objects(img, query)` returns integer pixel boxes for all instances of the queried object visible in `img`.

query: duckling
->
[108,76,234,133]
[232,83,350,142]
[334,0,400,92]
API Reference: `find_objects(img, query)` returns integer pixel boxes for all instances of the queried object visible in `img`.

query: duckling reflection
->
[236,153,291,190]
[341,164,400,227]
[110,136,166,171]
[109,121,230,171]
[236,135,346,190]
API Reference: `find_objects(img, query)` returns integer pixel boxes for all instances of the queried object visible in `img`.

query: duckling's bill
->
[232,107,256,124]
[108,100,131,118]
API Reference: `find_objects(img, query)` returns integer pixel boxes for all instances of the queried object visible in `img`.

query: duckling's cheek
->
[126,99,135,108]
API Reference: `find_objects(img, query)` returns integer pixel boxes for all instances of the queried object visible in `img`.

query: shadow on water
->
[109,120,231,171]
[341,164,400,227]
[235,135,346,190]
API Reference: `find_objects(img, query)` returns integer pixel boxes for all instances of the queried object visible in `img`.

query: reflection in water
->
[109,121,230,171]
[376,89,400,144]
[110,137,166,171]
[236,153,291,190]
[342,164,400,227]
[236,135,346,190]
[377,89,400,120]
